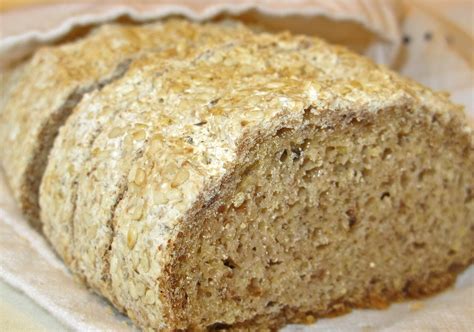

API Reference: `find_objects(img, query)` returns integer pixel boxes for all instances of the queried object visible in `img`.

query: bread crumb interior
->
[171,107,474,327]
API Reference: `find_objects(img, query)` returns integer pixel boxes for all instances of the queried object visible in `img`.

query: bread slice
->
[0,19,245,227]
[40,21,252,294]
[36,22,474,330]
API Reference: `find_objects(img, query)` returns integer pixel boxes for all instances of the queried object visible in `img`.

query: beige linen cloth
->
[0,1,473,330]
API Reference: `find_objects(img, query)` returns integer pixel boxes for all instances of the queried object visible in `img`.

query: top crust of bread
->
[0,20,247,226]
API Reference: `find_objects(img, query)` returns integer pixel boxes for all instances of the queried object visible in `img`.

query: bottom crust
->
[213,261,472,331]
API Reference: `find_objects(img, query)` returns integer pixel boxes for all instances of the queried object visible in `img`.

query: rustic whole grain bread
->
[1,19,473,330]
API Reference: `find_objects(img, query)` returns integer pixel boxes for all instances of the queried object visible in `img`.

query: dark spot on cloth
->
[402,35,411,44]
[194,121,207,126]
[424,32,433,41]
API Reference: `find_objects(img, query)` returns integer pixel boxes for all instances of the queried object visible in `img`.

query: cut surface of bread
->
[165,106,473,329]
[1,19,473,331]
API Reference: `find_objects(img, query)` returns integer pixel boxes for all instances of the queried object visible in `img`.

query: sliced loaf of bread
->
[1,20,473,330]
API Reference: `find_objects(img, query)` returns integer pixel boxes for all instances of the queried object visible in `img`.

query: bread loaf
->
[2,19,473,330]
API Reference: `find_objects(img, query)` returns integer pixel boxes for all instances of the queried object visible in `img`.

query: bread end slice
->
[93,31,473,330]
[150,101,473,329]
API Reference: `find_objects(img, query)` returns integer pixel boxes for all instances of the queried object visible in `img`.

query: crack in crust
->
[25,89,85,228]
[102,146,147,293]
[26,58,133,229]
[101,184,128,285]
